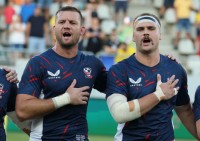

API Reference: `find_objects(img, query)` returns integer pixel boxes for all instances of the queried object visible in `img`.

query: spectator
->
[0,5,6,45]
[112,0,129,24]
[26,6,49,56]
[20,0,36,24]
[114,42,135,63]
[8,14,26,58]
[84,16,104,54]
[195,9,200,56]
[102,29,119,55]
[174,0,194,49]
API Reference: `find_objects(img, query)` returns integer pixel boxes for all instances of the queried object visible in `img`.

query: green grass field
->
[6,132,198,141]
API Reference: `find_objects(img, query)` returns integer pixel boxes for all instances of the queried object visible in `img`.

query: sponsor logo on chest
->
[47,70,61,79]
[129,77,142,87]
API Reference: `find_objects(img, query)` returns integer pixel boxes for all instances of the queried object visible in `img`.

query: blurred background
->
[1,0,200,140]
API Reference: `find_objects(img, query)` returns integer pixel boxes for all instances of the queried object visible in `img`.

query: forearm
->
[16,94,56,121]
[7,111,31,135]
[138,93,160,115]
[175,104,199,140]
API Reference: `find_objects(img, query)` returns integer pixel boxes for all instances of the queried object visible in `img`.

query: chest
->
[42,62,99,93]
[126,67,181,99]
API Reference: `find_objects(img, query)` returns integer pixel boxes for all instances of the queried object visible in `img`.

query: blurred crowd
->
[155,0,200,56]
[0,0,135,64]
[1,0,200,68]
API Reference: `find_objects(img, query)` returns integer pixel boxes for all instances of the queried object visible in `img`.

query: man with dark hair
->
[106,13,199,140]
[16,6,107,141]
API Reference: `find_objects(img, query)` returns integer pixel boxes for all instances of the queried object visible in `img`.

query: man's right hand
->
[154,74,179,101]
[66,79,90,105]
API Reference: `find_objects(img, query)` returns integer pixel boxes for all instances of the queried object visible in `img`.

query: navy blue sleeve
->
[0,69,17,113]
[106,63,128,99]
[18,57,43,98]
[193,86,200,121]
[7,83,17,112]
[93,57,107,93]
[175,65,190,106]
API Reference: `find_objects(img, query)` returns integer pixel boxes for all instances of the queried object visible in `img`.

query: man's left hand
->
[166,54,180,64]
[3,66,19,83]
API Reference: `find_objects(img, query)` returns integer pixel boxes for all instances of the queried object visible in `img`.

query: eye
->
[136,27,144,31]
[69,20,77,25]
[58,20,65,24]
[148,26,156,30]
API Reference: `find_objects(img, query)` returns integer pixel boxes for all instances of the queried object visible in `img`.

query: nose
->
[63,21,70,29]
[144,34,149,38]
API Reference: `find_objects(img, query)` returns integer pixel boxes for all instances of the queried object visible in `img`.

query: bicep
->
[16,94,37,109]
[106,65,128,98]
[175,103,192,118]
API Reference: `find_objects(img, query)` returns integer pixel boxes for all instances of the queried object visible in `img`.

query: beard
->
[56,34,80,50]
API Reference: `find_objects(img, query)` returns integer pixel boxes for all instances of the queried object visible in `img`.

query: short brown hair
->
[56,6,84,25]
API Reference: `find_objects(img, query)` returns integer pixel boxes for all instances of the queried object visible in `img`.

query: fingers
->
[165,54,180,64]
[67,79,90,105]
[80,86,90,91]
[2,66,10,72]
[5,69,19,83]
[174,87,180,95]
[167,75,179,88]
[157,74,162,85]
[69,79,77,88]
[81,95,89,101]
[158,74,180,100]
[171,78,179,87]
[167,75,175,84]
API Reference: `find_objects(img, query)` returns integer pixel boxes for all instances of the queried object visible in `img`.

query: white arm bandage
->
[107,94,141,123]
[153,80,165,101]
[7,111,31,131]
[51,92,71,109]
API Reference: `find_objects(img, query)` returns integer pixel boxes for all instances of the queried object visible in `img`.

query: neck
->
[52,45,78,58]
[135,52,160,67]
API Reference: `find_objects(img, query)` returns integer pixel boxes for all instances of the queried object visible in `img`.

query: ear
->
[80,26,87,36]
[52,25,55,34]
[159,31,161,40]
[132,32,135,42]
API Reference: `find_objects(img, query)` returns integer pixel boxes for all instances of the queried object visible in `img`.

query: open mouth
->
[63,32,72,38]
[143,38,151,43]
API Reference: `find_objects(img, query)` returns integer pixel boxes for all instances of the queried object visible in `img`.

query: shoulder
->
[161,54,186,75]
[81,52,102,64]
[30,49,52,62]
[0,68,6,77]
[109,59,128,72]
[196,86,200,93]
[0,68,10,84]
[195,86,200,100]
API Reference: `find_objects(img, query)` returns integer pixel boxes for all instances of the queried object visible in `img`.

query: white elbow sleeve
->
[7,111,31,131]
[107,94,141,123]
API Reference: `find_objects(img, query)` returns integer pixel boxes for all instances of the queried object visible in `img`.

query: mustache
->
[141,35,154,45]
[142,35,152,40]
